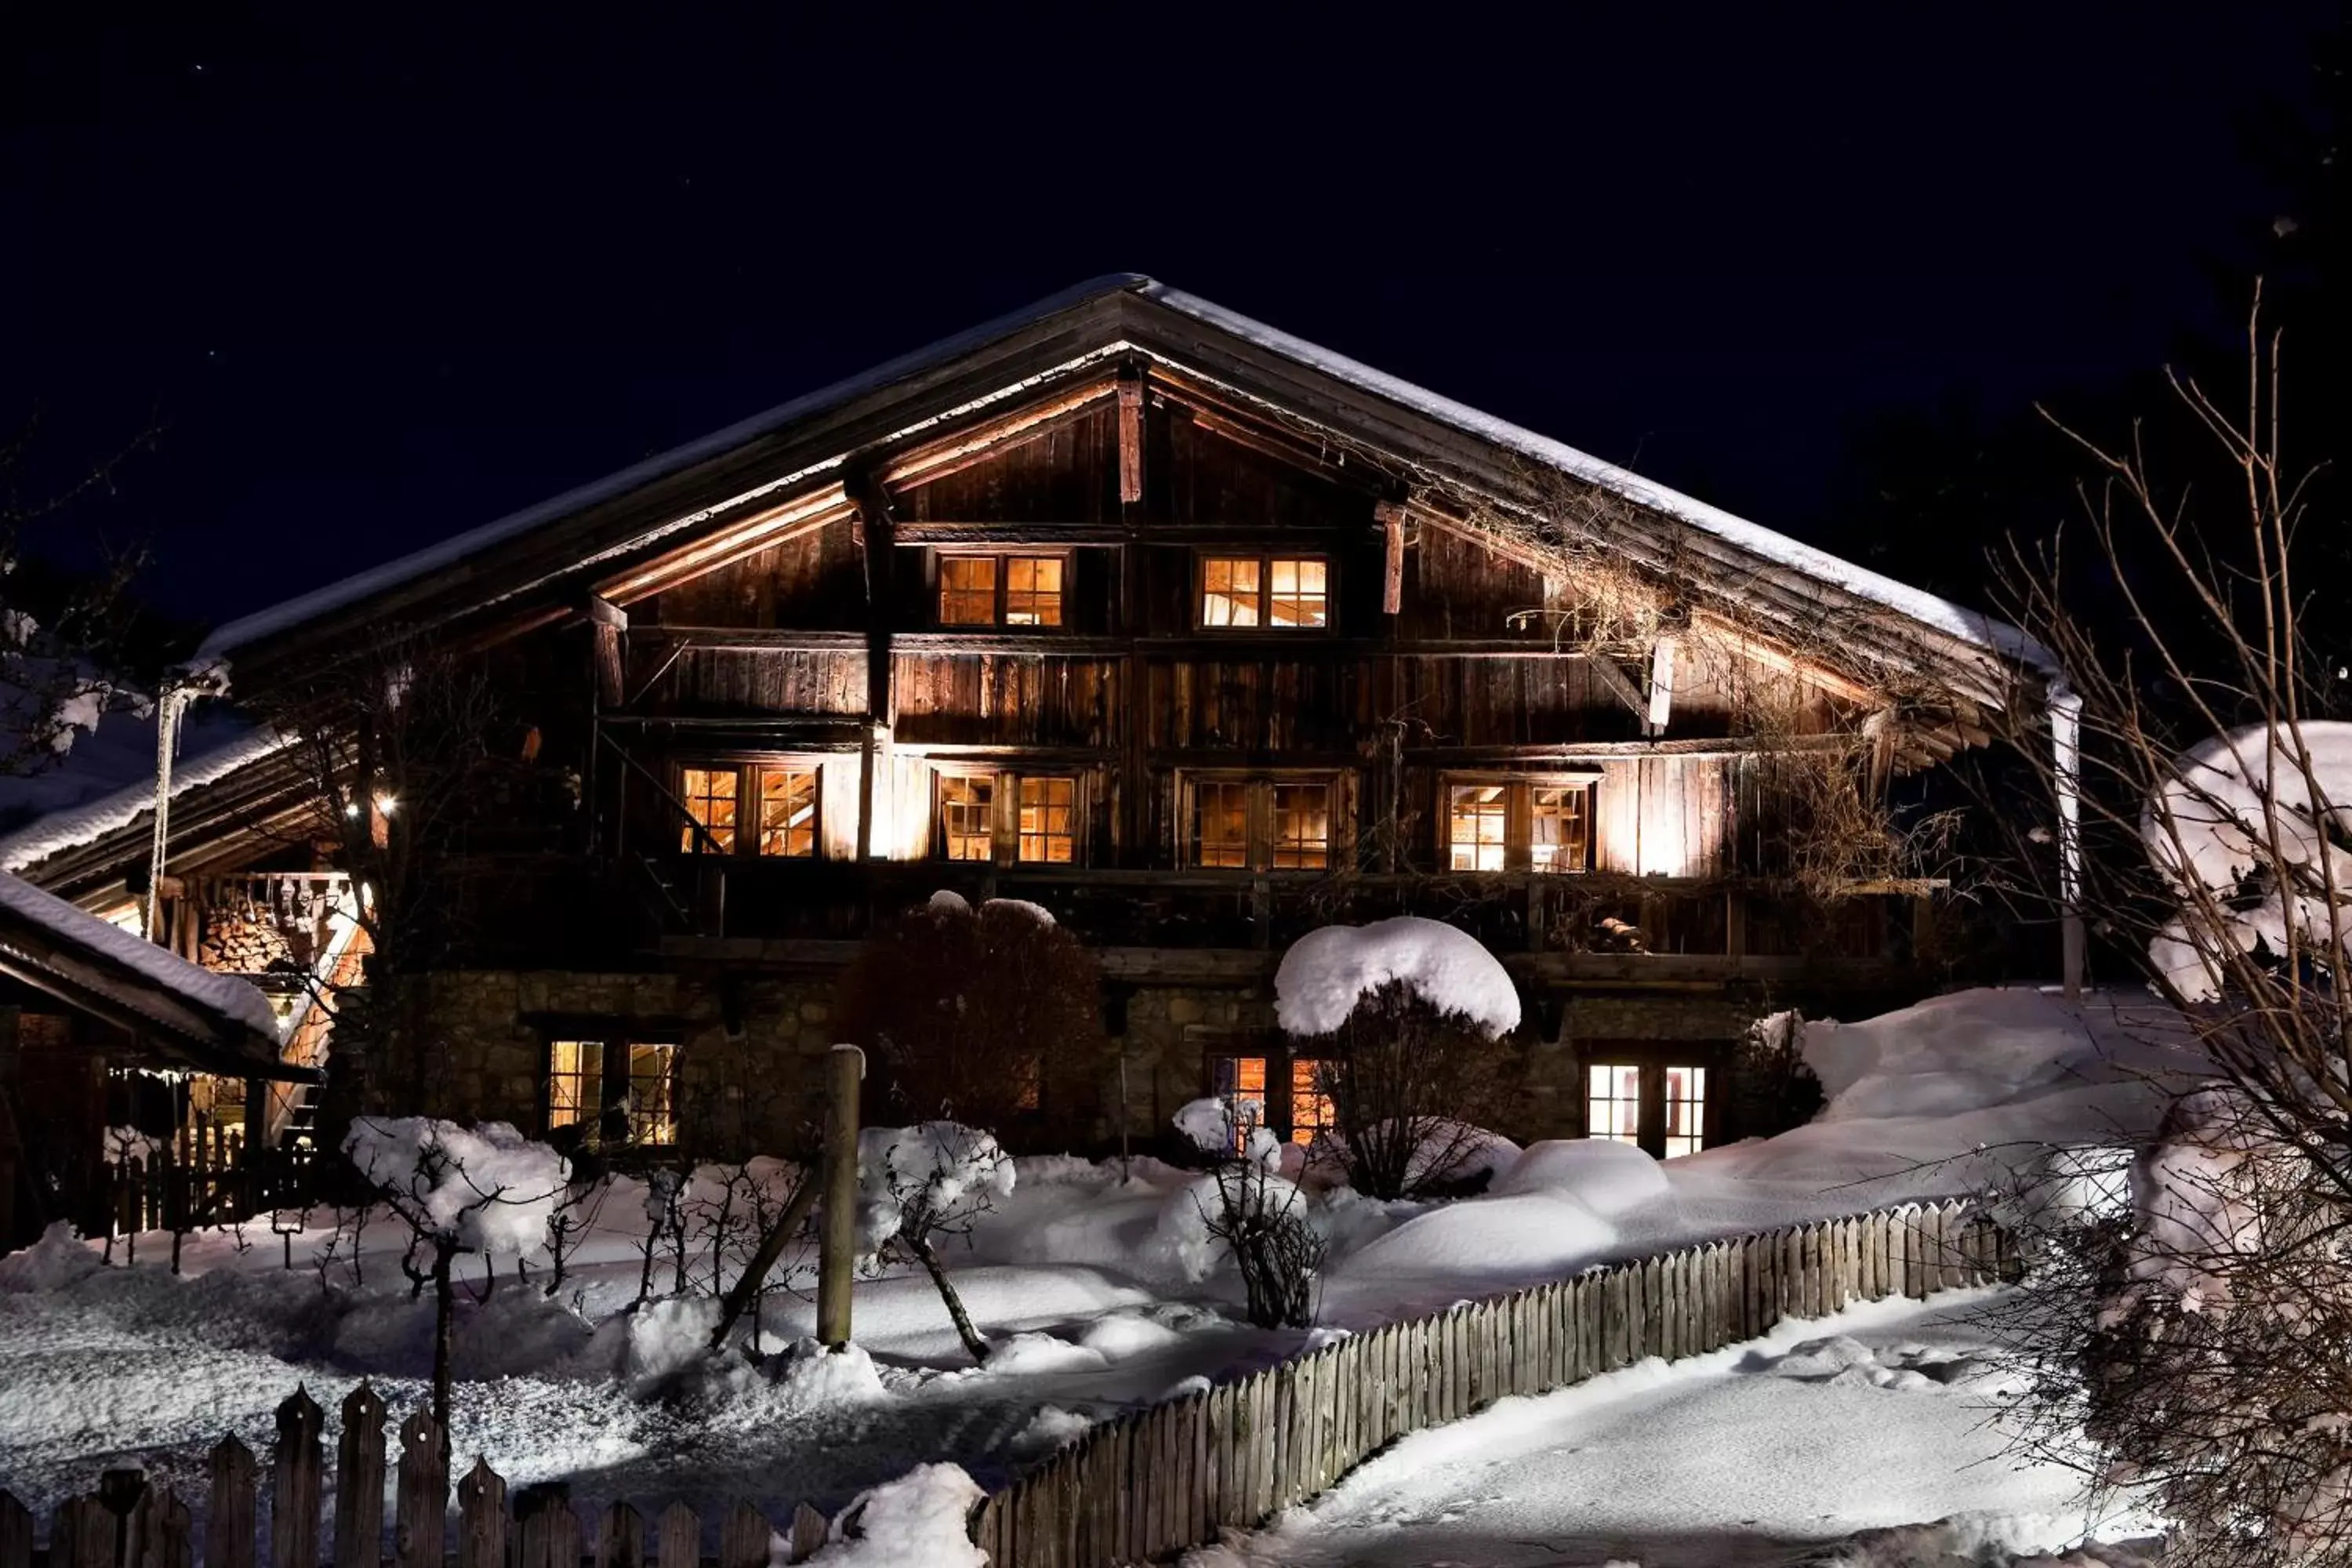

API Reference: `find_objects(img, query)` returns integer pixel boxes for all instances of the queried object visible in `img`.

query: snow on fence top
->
[1275,916,1521,1039]
[0,724,292,874]
[0,869,281,1039]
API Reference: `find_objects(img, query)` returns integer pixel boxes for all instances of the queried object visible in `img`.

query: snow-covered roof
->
[190,274,2056,681]
[0,725,293,876]
[0,869,283,1051]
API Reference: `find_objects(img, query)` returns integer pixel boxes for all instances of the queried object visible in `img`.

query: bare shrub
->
[1299,981,1515,1200]
[1189,1102,1325,1330]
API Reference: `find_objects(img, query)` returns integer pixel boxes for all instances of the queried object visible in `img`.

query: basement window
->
[938,553,1066,628]
[1199,555,1329,629]
[1584,1060,1711,1160]
[546,1040,679,1148]
[1586,1063,1642,1145]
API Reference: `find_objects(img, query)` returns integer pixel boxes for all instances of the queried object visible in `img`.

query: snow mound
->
[1751,1334,2022,1395]
[981,897,1054,926]
[1149,1169,1312,1284]
[1494,1139,1672,1216]
[1174,1096,1251,1154]
[771,1338,890,1410]
[0,1221,101,1292]
[343,1117,568,1255]
[2143,721,2352,1000]
[813,1461,986,1567]
[926,888,971,916]
[1274,916,1520,1038]
[1329,1185,1618,1293]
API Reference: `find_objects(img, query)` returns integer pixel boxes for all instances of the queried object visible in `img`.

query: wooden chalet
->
[0,276,2063,1170]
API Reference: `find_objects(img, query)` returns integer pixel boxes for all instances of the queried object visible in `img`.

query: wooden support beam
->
[1588,655,1649,721]
[846,471,898,863]
[1645,634,1677,736]
[1117,372,1145,504]
[1375,500,1407,615]
[585,596,627,710]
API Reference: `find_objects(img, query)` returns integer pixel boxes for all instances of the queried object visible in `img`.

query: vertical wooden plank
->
[333,1385,387,1568]
[549,1497,583,1568]
[718,1503,767,1568]
[653,1504,697,1568]
[788,1504,826,1565]
[392,1412,446,1568]
[270,1388,324,1568]
[595,1504,643,1568]
[455,1461,506,1568]
[0,1491,30,1568]
[204,1439,256,1568]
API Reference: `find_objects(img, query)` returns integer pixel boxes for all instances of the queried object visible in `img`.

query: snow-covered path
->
[1186,1291,2154,1568]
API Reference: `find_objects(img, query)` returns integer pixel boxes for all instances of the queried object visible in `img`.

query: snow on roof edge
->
[197,270,2058,684]
[0,869,281,1040]
[195,275,1156,659]
[1136,282,2060,679]
[0,727,296,874]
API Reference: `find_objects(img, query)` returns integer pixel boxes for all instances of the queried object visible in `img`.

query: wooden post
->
[0,1491,28,1568]
[1117,373,1145,505]
[817,1044,863,1348]
[1375,500,1406,615]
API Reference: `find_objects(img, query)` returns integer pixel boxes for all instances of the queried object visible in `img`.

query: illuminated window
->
[1587,1063,1642,1145]
[1192,780,1253,868]
[1271,782,1330,869]
[756,766,818,858]
[1188,776,1341,870]
[1200,555,1329,630]
[1448,785,1509,871]
[1269,559,1329,627]
[680,768,738,854]
[939,775,994,862]
[1017,776,1076,864]
[547,1040,677,1148]
[1289,1057,1336,1145]
[1003,557,1065,626]
[1530,785,1592,873]
[938,554,1065,627]
[1663,1065,1707,1160]
[627,1044,679,1147]
[546,1041,602,1134]
[1200,557,1261,626]
[938,557,999,626]
[1440,778,1594,873]
[1212,1055,1268,1149]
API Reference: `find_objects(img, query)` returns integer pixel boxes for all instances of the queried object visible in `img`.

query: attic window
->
[1200,556,1328,630]
[938,554,1065,628]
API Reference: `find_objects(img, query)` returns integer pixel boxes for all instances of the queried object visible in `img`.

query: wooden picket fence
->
[966,1197,2014,1566]
[0,1385,832,1568]
[0,1199,2009,1568]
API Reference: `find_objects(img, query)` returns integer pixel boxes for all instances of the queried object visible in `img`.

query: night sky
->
[0,10,2336,637]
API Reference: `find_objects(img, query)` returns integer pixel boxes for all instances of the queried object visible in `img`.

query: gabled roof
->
[0,869,302,1078]
[193,275,2056,704]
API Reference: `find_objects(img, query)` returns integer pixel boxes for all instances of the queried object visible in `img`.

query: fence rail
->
[968,1197,2012,1566]
[0,1198,2008,1568]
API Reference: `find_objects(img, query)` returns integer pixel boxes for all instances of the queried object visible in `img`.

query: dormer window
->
[1200,555,1328,629]
[938,553,1065,628]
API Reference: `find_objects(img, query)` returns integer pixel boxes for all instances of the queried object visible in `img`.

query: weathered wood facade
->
[0,278,2053,1163]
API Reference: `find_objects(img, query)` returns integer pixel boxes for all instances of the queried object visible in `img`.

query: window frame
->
[930,765,1086,866]
[933,549,1073,631]
[675,758,828,859]
[1192,550,1334,633]
[1180,771,1345,873]
[1439,772,1600,874]
[544,1037,681,1149]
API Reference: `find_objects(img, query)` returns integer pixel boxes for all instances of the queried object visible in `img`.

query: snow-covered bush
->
[812,1461,986,1567]
[1159,1099,1323,1326]
[836,891,1105,1142]
[1276,917,1523,1200]
[855,1122,1014,1363]
[342,1115,567,1423]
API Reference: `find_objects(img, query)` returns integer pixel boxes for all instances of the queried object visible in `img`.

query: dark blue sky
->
[0,9,2332,632]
